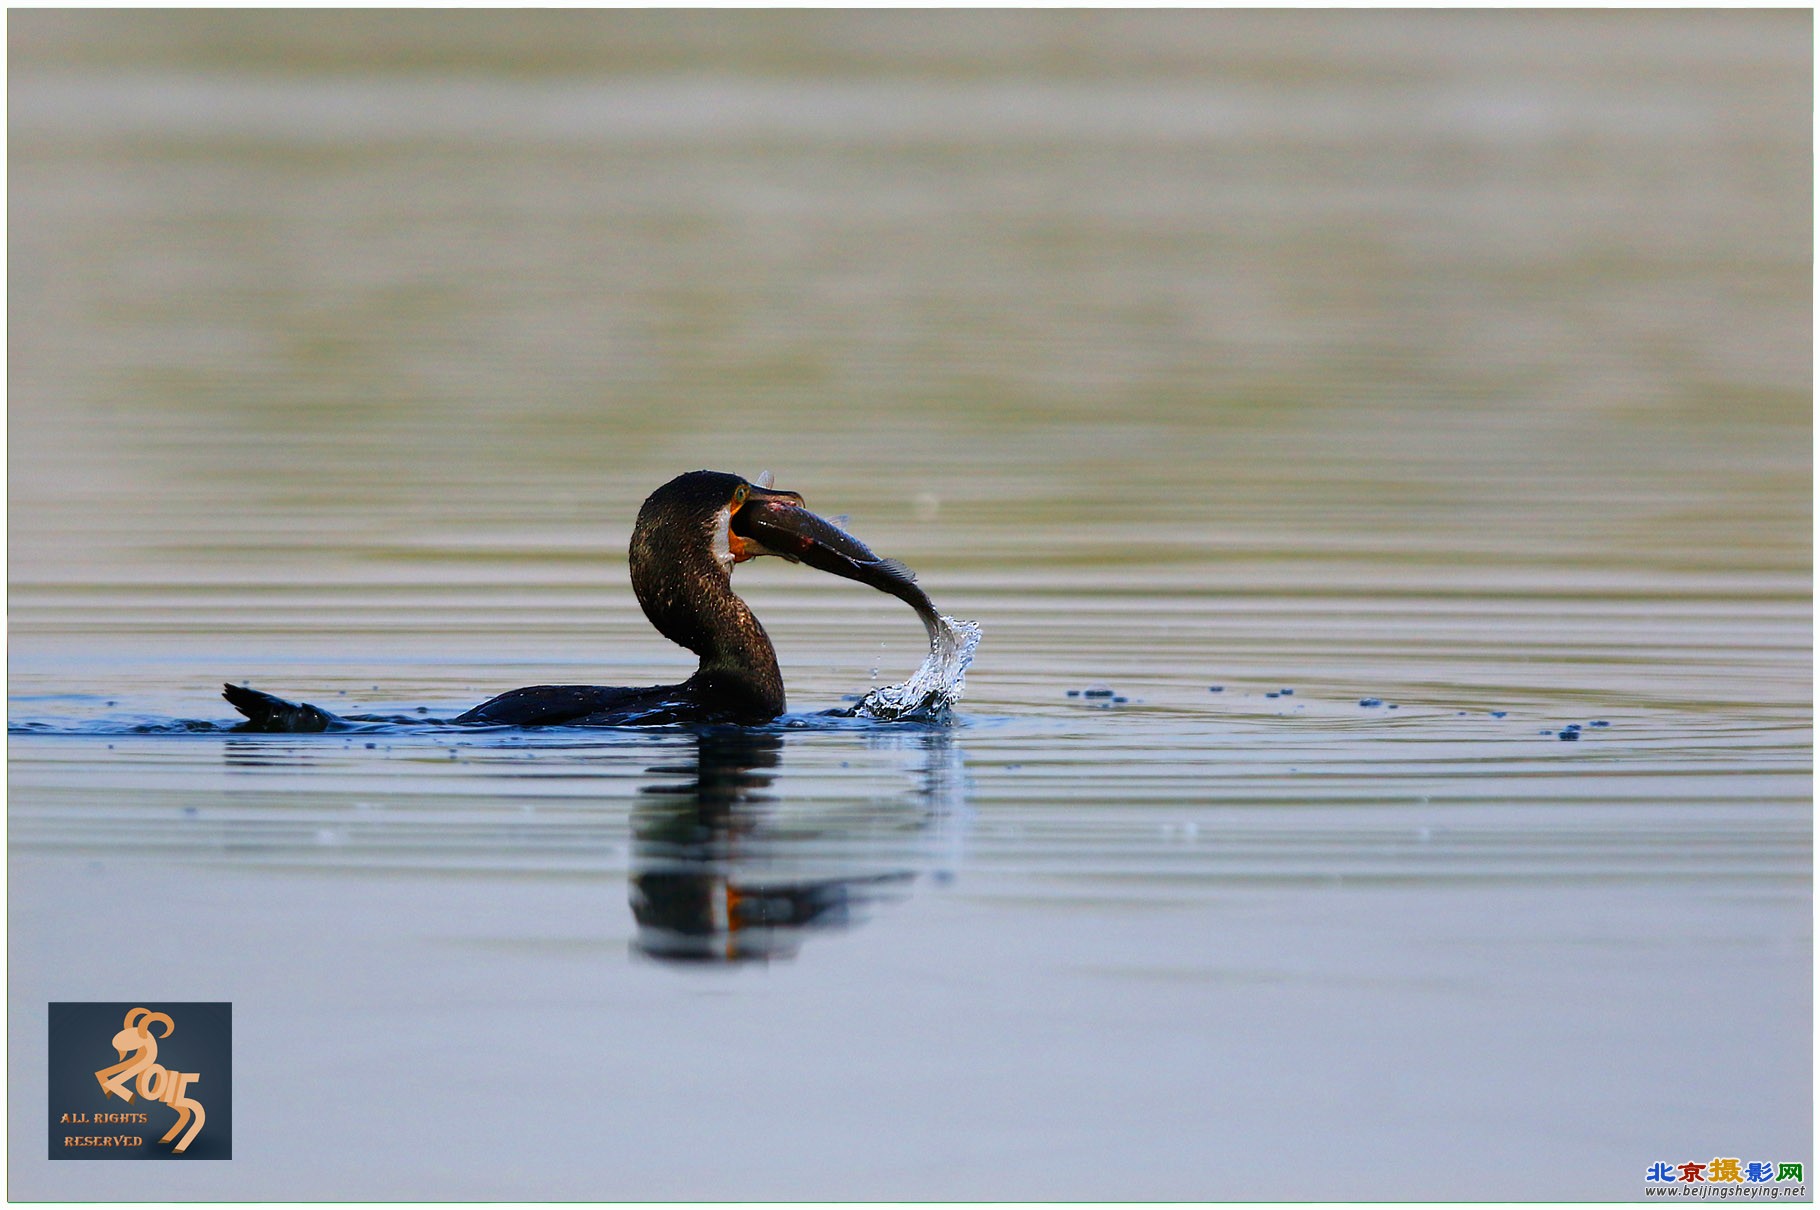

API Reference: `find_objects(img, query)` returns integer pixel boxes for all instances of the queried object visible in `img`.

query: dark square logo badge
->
[48,1002,232,1160]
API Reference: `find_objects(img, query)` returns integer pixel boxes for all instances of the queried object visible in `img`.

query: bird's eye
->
[732,484,749,509]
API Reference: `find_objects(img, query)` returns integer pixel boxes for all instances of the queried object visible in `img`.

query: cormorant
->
[223,470,912,731]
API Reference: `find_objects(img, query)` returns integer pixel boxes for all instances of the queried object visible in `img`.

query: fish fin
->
[873,557,917,583]
[826,514,850,531]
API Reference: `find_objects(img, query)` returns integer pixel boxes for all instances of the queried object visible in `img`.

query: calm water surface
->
[8,11,1811,1199]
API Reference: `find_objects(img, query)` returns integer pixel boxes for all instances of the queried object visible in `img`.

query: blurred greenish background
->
[13,11,1808,600]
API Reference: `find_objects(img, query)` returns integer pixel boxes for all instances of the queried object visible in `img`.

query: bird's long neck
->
[630,530,785,720]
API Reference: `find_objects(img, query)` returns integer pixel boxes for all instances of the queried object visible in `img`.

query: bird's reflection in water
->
[222,737,328,768]
[630,726,966,965]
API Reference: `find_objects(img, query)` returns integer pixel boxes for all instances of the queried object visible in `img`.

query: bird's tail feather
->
[222,683,343,732]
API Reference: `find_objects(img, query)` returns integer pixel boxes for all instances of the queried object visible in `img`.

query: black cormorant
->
[223,470,910,731]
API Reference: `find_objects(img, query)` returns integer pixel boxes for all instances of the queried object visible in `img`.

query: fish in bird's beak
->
[728,479,934,619]
[723,480,803,566]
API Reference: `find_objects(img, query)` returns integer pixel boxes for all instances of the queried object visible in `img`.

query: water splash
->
[850,613,982,722]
